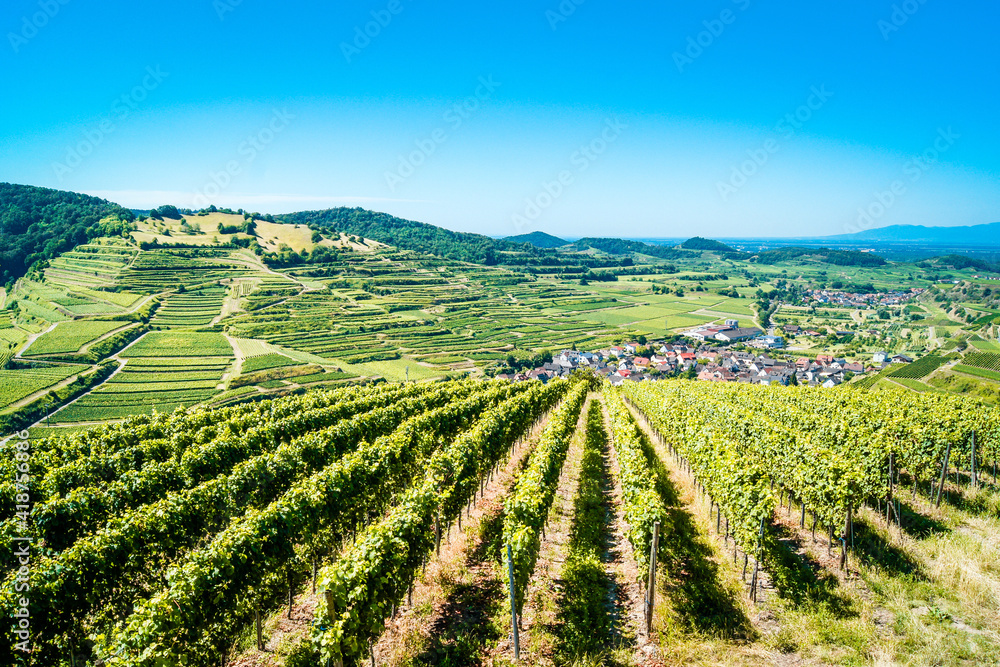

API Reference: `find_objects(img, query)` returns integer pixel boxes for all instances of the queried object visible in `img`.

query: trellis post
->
[645,521,660,635]
[507,544,520,661]
[935,441,952,508]
[970,430,977,489]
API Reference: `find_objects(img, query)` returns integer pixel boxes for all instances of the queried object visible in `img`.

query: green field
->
[240,353,300,373]
[229,337,274,358]
[969,336,1000,352]
[0,363,89,410]
[122,331,233,358]
[151,288,225,327]
[24,320,125,356]
[887,354,948,379]
[890,376,936,392]
[962,352,1000,372]
[53,356,230,422]
[337,357,445,382]
[3,211,998,428]
[953,364,1000,382]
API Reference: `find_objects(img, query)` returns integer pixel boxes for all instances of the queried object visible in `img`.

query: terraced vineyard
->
[887,354,948,379]
[963,352,1000,372]
[51,357,232,422]
[5,375,1000,666]
[0,363,89,411]
[150,287,225,327]
[22,320,126,357]
[43,240,137,292]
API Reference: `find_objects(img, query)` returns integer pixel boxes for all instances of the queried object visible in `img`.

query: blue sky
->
[2,0,998,238]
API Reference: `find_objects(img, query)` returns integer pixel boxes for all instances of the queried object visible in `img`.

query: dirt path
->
[371,408,553,667]
[77,322,141,355]
[211,294,239,326]
[514,396,592,661]
[111,330,149,358]
[622,401,773,660]
[224,334,246,383]
[2,368,90,414]
[601,400,656,663]
[27,359,127,428]
[16,322,58,357]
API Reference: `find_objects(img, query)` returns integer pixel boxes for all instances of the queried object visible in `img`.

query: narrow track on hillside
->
[369,406,553,666]
[514,395,593,662]
[622,401,770,664]
[601,400,657,663]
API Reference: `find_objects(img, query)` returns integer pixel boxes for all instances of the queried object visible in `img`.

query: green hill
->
[917,254,997,272]
[570,237,687,260]
[681,236,738,253]
[280,207,545,265]
[752,246,886,267]
[0,183,135,286]
[504,231,568,248]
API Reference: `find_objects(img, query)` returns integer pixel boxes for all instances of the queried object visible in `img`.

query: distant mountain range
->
[820,222,1000,245]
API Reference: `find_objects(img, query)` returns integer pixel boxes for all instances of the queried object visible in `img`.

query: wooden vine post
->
[435,512,441,556]
[935,441,952,508]
[887,452,894,525]
[749,516,764,602]
[506,543,520,661]
[840,505,852,571]
[970,430,977,489]
[324,590,344,667]
[645,521,660,635]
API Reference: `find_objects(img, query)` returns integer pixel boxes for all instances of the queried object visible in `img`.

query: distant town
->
[805,287,925,308]
[496,318,914,388]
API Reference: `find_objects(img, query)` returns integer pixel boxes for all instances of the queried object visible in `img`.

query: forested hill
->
[0,183,135,286]
[280,207,554,265]
[681,236,738,253]
[503,231,569,248]
[570,237,688,260]
[751,246,886,266]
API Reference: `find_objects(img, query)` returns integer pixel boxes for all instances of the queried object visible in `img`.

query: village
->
[805,287,925,308]
[495,318,915,388]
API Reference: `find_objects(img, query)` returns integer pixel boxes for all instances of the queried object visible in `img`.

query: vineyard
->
[887,354,949,379]
[962,352,1000,372]
[2,373,1000,666]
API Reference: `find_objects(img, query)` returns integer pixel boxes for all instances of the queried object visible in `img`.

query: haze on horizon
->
[2,0,998,240]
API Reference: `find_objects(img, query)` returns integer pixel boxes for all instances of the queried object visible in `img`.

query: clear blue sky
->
[2,0,998,238]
